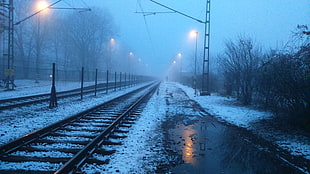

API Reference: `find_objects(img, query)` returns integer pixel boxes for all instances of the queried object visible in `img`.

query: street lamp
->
[177,53,182,82]
[107,38,115,72]
[35,0,49,83]
[37,0,49,11]
[149,0,211,95]
[128,52,133,73]
[190,30,198,95]
[110,38,115,44]
[177,53,182,71]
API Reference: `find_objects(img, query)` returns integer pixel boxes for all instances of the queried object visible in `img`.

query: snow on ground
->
[0,80,309,172]
[175,83,273,127]
[82,82,168,173]
[0,80,149,145]
[175,83,310,161]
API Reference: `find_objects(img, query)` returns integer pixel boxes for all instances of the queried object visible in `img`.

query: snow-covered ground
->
[0,80,149,145]
[0,80,309,173]
[82,81,168,173]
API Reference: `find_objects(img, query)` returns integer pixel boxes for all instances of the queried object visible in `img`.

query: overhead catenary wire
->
[56,0,91,12]
[149,0,205,24]
[136,0,158,62]
[14,0,63,25]
[135,11,175,16]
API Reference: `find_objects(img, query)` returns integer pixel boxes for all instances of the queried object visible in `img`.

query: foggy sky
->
[59,0,309,76]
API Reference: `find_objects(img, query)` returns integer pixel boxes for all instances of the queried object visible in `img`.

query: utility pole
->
[200,0,211,96]
[1,0,90,90]
[148,0,211,95]
[4,0,15,90]
[0,0,15,90]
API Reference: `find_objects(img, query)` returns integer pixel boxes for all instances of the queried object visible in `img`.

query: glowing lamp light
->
[37,0,49,11]
[129,52,133,56]
[189,30,198,38]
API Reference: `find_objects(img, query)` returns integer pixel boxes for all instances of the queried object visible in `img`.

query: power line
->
[14,0,63,25]
[136,0,157,60]
[55,0,91,13]
[149,0,205,24]
[147,0,211,95]
[135,11,175,16]
[80,0,90,9]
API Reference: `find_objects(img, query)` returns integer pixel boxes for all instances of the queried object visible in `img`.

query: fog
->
[3,0,309,79]
[81,0,309,76]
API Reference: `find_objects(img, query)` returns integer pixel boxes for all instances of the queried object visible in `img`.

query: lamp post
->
[177,53,182,71]
[35,0,49,83]
[11,0,89,84]
[107,38,115,72]
[190,30,198,95]
[177,53,182,82]
[148,0,211,95]
[129,52,133,73]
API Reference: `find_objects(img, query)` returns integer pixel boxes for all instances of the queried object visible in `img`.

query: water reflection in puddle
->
[166,117,299,174]
[182,126,195,164]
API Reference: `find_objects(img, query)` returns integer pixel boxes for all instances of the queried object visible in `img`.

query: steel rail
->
[0,82,156,155]
[55,82,160,174]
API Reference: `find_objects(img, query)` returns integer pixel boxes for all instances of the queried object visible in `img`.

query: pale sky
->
[57,0,310,76]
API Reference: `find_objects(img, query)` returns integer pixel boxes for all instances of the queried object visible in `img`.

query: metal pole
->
[120,72,122,90]
[95,68,98,96]
[5,0,15,90]
[81,67,84,100]
[201,0,211,96]
[49,63,57,108]
[106,70,109,94]
[129,73,131,87]
[35,12,40,83]
[114,72,117,91]
[180,55,182,82]
[194,32,198,96]
[124,72,127,88]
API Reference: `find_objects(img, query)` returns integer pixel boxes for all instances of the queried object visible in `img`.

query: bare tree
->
[14,0,35,79]
[14,0,54,80]
[62,8,116,71]
[256,27,309,125]
[218,37,262,105]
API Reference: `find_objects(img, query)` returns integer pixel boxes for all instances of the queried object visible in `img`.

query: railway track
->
[0,82,160,173]
[0,81,138,110]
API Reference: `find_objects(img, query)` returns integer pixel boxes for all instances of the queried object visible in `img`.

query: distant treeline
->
[1,1,145,80]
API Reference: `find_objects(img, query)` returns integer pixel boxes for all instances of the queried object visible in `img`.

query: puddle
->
[162,117,301,174]
[160,85,302,174]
